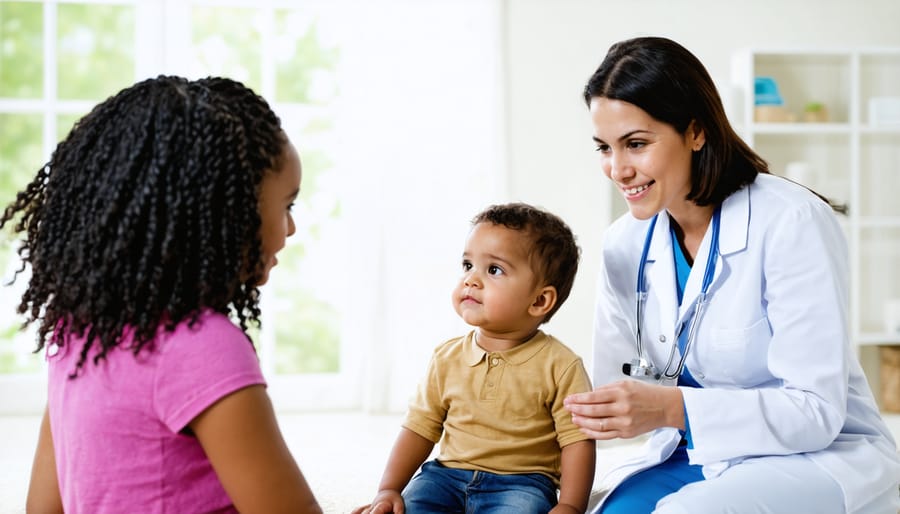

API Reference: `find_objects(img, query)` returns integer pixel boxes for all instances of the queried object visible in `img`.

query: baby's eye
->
[462,261,473,272]
[487,265,504,276]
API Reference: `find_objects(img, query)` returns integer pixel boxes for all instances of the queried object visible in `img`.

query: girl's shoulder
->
[165,309,243,340]
[157,310,252,357]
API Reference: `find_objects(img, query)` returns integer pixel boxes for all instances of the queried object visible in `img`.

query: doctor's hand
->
[564,380,685,440]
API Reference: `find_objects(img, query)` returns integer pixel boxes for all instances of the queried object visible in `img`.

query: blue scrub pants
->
[402,460,557,514]
[600,446,703,514]
[597,452,898,514]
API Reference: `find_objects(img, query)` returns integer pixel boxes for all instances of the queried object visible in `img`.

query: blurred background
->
[3,1,900,511]
[2,0,900,418]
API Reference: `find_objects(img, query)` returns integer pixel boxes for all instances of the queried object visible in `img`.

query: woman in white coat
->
[564,36,900,514]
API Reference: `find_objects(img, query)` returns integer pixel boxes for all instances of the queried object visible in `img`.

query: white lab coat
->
[592,173,900,512]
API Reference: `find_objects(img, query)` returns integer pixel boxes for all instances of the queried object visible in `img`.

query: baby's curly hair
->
[0,75,288,375]
[472,202,580,322]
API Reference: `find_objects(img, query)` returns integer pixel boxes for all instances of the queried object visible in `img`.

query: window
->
[0,0,504,413]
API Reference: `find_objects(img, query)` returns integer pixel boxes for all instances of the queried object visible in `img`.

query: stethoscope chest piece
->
[622,358,661,380]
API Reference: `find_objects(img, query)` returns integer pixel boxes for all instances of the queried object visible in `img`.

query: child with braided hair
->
[2,75,323,513]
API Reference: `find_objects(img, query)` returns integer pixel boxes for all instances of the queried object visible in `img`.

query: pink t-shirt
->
[47,310,266,513]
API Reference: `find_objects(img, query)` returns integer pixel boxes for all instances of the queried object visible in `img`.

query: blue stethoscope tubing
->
[629,205,722,381]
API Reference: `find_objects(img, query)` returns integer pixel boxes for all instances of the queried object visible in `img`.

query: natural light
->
[0,0,504,414]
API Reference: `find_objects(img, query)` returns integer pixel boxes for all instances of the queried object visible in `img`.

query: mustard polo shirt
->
[403,330,593,484]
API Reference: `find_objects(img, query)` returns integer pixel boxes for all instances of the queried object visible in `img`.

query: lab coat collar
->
[643,184,751,326]
[718,184,750,256]
[643,184,750,262]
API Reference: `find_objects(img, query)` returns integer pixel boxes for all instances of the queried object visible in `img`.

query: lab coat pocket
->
[709,317,772,385]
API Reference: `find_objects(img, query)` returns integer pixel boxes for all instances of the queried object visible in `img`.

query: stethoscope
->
[622,206,721,381]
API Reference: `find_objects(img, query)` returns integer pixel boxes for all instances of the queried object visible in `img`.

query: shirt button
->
[491,358,500,365]
[487,382,494,387]
[659,335,666,343]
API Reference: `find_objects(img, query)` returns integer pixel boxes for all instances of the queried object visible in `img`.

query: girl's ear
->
[528,286,558,320]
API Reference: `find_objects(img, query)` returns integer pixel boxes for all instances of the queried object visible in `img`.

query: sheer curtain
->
[334,0,507,412]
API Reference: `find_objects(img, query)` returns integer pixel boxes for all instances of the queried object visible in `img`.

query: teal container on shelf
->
[754,77,784,106]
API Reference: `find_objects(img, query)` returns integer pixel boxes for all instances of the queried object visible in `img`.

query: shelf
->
[856,333,900,346]
[750,122,851,134]
[858,217,900,229]
[860,125,900,135]
[734,47,900,394]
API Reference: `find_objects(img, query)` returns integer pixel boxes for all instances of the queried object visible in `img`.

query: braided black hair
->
[0,75,288,376]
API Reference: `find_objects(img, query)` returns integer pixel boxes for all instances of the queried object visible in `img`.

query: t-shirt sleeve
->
[402,353,447,443]
[153,312,267,432]
[553,357,593,448]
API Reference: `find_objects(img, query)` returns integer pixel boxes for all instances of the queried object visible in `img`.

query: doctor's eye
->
[627,140,647,150]
[594,143,610,153]
[487,264,504,276]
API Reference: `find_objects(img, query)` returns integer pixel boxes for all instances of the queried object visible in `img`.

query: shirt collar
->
[462,330,550,366]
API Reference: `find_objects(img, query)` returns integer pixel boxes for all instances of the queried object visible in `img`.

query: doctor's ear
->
[688,120,706,151]
[528,286,557,320]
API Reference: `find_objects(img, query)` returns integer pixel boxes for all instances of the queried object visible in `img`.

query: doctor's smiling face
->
[590,97,705,222]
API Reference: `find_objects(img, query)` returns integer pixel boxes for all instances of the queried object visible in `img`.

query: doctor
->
[564,36,900,514]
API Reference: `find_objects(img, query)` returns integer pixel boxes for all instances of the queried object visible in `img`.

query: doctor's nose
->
[607,153,634,182]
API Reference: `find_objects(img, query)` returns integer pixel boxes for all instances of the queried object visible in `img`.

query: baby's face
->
[452,222,542,333]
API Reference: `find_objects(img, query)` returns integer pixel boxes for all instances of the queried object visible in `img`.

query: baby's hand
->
[549,503,584,514]
[350,490,404,514]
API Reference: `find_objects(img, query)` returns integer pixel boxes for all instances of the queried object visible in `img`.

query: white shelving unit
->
[732,48,900,407]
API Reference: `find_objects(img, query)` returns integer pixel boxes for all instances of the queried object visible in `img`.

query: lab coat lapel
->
[645,213,679,333]
[679,187,751,320]
[678,222,713,321]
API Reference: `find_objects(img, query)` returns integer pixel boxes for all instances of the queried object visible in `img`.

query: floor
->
[0,411,641,514]
[1,412,898,514]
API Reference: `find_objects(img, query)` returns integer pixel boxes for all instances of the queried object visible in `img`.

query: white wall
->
[503,0,900,369]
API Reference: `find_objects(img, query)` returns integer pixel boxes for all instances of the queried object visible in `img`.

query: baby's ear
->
[528,286,557,320]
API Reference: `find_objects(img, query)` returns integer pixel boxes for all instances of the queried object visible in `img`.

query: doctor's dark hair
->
[472,202,580,323]
[583,36,768,206]
[0,75,288,376]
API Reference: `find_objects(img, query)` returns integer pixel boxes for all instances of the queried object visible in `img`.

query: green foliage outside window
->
[57,3,135,100]
[275,10,339,104]
[0,3,345,376]
[192,7,263,92]
[269,242,341,374]
[0,2,43,98]
[0,114,42,367]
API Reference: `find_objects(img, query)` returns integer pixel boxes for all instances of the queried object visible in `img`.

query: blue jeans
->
[402,460,558,513]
